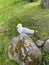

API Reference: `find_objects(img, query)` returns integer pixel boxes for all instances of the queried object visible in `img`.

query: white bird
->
[16,23,38,35]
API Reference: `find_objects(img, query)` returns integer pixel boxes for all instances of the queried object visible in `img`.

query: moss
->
[10,44,14,56]
[28,55,40,65]
[15,40,24,53]
[15,40,27,61]
[16,40,23,49]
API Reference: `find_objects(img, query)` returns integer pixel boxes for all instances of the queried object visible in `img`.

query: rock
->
[43,39,49,53]
[8,34,42,65]
[47,62,49,65]
[41,0,49,8]
[36,40,44,47]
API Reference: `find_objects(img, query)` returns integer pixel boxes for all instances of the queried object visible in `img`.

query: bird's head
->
[16,23,22,28]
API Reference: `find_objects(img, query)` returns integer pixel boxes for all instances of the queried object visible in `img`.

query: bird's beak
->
[16,26,18,28]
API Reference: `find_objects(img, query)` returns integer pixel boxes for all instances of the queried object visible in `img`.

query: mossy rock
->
[8,34,42,65]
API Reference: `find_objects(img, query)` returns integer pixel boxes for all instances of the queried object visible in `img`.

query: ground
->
[0,0,49,65]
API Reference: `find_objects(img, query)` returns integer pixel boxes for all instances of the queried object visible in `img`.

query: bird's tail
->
[34,31,38,35]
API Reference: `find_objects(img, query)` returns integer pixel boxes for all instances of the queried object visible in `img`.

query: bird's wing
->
[22,27,34,34]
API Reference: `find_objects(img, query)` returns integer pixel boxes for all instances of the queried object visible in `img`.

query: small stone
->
[43,39,49,53]
[36,40,44,47]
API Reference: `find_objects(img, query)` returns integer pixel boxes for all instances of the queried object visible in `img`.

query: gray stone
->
[36,40,44,47]
[41,0,49,8]
[47,62,49,65]
[43,39,49,53]
[8,34,42,65]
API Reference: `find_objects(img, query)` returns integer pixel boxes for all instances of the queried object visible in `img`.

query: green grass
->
[0,0,49,65]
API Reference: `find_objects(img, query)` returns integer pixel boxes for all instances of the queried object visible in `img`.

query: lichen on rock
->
[8,34,42,65]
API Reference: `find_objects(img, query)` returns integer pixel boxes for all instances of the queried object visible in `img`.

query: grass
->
[0,0,49,65]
